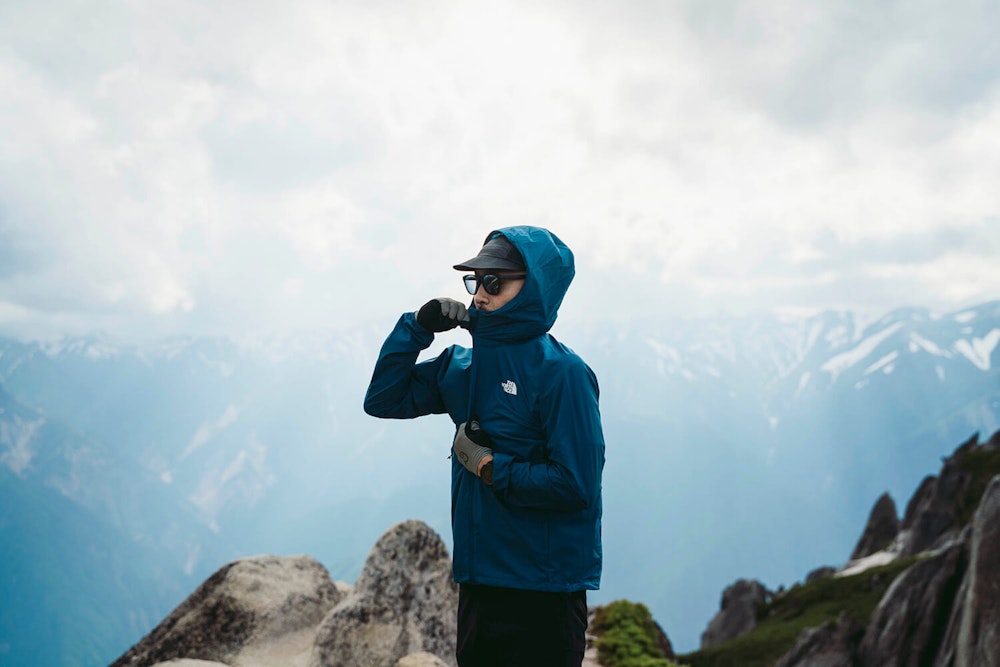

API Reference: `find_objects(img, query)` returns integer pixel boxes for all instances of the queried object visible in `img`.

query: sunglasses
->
[463,273,526,295]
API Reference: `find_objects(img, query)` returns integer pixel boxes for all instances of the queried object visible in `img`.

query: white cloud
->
[0,0,998,339]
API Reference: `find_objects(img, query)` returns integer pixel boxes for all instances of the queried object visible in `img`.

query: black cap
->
[453,234,526,271]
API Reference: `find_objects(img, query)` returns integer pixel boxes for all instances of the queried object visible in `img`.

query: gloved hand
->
[453,420,493,482]
[416,298,470,332]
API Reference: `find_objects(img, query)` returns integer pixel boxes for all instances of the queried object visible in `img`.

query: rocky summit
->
[111,520,458,667]
[111,554,342,667]
[308,520,458,667]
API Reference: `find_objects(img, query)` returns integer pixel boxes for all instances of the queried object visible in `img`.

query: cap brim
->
[453,256,526,271]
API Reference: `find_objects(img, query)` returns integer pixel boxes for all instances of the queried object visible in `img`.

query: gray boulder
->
[309,520,459,667]
[954,475,1000,667]
[699,579,770,649]
[112,555,342,667]
[775,615,864,667]
[857,542,967,666]
[852,492,900,560]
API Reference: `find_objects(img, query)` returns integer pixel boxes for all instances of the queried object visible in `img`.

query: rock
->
[309,520,459,667]
[775,614,864,667]
[651,616,676,660]
[699,579,770,649]
[396,652,450,667]
[955,475,1000,667]
[857,542,967,666]
[806,566,837,584]
[988,430,1000,449]
[900,436,978,557]
[852,493,900,560]
[112,555,342,667]
[933,563,970,667]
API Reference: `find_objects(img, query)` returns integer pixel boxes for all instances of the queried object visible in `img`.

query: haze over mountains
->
[1,300,997,665]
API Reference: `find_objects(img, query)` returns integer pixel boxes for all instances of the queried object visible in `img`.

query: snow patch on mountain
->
[181,404,241,460]
[821,323,904,382]
[184,543,202,576]
[644,338,681,363]
[954,310,977,323]
[865,351,898,376]
[39,338,121,361]
[795,371,812,398]
[836,549,897,578]
[825,325,850,348]
[954,329,1000,371]
[0,415,43,475]
[189,433,276,521]
[645,338,689,378]
[850,310,884,343]
[909,333,949,357]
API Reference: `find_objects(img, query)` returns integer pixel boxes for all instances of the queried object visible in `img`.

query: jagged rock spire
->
[851,492,900,560]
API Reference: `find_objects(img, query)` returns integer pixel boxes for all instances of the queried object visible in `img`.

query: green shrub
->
[591,599,685,667]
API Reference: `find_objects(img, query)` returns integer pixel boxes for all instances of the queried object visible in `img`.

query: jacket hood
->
[467,226,575,344]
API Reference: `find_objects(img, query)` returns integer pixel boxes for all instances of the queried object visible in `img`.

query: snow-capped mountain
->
[0,301,997,664]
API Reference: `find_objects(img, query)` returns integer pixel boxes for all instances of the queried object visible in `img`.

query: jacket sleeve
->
[363,312,450,419]
[490,359,605,512]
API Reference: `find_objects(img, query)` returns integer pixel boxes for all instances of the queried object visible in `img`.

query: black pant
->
[456,584,588,667]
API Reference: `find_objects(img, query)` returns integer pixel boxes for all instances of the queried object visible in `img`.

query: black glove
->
[453,420,493,483]
[416,298,470,332]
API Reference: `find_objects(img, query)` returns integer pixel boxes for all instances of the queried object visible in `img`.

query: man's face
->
[473,271,525,312]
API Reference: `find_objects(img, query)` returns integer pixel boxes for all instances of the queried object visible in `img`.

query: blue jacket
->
[364,226,604,592]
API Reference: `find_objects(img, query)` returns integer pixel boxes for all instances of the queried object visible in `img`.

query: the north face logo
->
[501,380,517,396]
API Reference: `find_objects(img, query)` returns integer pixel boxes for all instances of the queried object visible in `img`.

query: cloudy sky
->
[2,0,999,340]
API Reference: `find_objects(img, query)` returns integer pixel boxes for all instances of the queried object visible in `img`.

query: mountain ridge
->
[1,300,997,662]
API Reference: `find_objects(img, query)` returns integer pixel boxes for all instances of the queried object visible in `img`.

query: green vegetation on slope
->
[591,600,686,667]
[677,557,920,667]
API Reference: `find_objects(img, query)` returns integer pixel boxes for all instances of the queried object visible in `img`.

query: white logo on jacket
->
[501,380,517,396]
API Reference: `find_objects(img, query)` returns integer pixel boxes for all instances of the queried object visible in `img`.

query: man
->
[364,226,605,667]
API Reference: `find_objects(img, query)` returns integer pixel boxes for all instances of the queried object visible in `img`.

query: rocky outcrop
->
[857,542,967,666]
[651,617,676,660]
[859,477,1000,667]
[693,430,1000,667]
[114,521,459,667]
[800,472,1000,667]
[852,493,900,560]
[112,555,342,667]
[805,566,837,584]
[309,520,459,667]
[899,435,980,557]
[775,615,864,667]
[699,579,770,649]
[954,475,1000,666]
